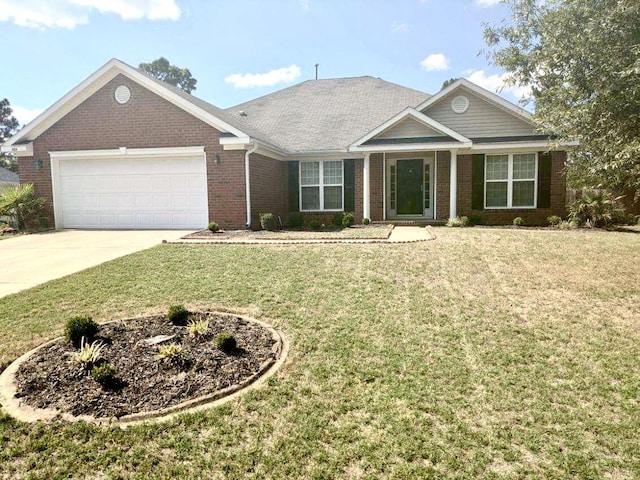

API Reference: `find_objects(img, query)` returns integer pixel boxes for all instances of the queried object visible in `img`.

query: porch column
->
[363,153,370,220]
[449,150,457,219]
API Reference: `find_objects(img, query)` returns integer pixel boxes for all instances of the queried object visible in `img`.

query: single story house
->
[0,166,19,191]
[1,58,570,230]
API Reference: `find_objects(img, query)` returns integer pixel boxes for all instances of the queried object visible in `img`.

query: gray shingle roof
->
[224,77,430,152]
[0,166,19,184]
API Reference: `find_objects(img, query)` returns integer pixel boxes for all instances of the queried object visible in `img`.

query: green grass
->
[0,228,639,479]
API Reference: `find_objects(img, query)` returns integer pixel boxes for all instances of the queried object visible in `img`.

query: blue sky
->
[1,0,523,126]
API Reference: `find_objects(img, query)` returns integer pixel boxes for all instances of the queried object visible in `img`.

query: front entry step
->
[373,220,447,226]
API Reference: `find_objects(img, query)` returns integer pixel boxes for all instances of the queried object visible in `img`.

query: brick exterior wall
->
[370,154,384,221]
[249,153,288,229]
[436,151,451,221]
[457,151,567,225]
[19,74,248,229]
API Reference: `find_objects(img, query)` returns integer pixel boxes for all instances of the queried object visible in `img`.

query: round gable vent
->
[114,85,131,104]
[451,95,469,114]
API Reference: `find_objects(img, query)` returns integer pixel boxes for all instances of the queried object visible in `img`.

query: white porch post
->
[449,150,457,220]
[363,153,371,220]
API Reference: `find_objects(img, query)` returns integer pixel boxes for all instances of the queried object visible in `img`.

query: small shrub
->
[447,217,464,227]
[155,343,183,363]
[332,212,345,227]
[309,219,321,231]
[363,217,371,225]
[65,316,99,347]
[215,332,237,353]
[459,216,469,226]
[167,305,189,326]
[207,221,220,232]
[91,363,117,388]
[467,214,483,226]
[187,318,209,338]
[342,213,355,228]
[513,217,525,226]
[0,183,46,231]
[289,212,304,228]
[69,337,104,368]
[547,215,562,226]
[259,212,277,231]
[558,219,579,230]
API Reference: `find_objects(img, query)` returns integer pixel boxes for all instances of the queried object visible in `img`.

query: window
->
[485,153,537,208]
[300,160,343,211]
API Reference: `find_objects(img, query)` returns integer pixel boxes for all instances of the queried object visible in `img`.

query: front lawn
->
[0,228,638,479]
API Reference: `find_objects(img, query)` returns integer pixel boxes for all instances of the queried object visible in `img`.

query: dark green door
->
[397,159,423,215]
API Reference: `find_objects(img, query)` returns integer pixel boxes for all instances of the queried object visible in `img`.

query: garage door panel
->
[58,155,208,229]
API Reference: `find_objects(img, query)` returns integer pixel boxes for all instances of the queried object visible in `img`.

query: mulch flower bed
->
[13,312,278,419]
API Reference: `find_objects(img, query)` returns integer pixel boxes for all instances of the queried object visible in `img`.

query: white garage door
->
[57,155,208,229]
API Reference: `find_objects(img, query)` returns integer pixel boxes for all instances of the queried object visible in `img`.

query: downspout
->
[245,144,258,228]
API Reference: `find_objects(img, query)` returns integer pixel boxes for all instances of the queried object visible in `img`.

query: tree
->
[0,98,20,173]
[441,77,461,90]
[483,0,640,210]
[139,57,197,93]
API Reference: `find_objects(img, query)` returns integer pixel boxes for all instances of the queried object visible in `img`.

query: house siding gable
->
[422,88,536,138]
[376,117,446,140]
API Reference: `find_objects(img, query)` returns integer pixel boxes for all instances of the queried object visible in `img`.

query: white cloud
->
[0,0,181,29]
[474,0,502,6]
[392,21,408,33]
[420,53,450,71]
[11,106,44,125]
[300,0,311,11]
[466,70,532,100]
[225,65,302,89]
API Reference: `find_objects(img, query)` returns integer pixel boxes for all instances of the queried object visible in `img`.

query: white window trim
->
[299,160,345,212]
[484,152,538,209]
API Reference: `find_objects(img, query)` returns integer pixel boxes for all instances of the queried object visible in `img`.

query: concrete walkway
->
[387,226,432,243]
[0,230,190,298]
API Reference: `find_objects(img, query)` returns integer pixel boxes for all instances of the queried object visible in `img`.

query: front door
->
[397,159,423,215]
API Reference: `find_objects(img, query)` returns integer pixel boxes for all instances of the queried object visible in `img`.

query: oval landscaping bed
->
[1,312,285,424]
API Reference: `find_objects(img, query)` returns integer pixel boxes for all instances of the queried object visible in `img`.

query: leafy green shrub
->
[332,212,345,227]
[0,183,46,231]
[610,209,636,225]
[467,214,483,226]
[259,212,278,231]
[167,305,189,326]
[513,217,525,226]
[91,363,117,388]
[289,212,304,228]
[558,220,578,230]
[215,332,237,353]
[446,216,468,227]
[187,318,209,338]
[547,215,562,226]
[69,337,104,368]
[363,217,371,225]
[155,343,184,363]
[65,316,99,347]
[569,191,621,227]
[207,221,220,232]
[342,213,355,228]
[309,219,321,231]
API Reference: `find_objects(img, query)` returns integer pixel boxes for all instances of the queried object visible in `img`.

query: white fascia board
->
[219,136,251,145]
[416,78,535,125]
[5,58,250,146]
[350,107,471,147]
[49,146,205,159]
[350,142,472,153]
[0,142,33,156]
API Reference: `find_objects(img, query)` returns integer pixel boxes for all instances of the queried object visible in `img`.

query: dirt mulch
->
[183,224,393,241]
[13,312,278,419]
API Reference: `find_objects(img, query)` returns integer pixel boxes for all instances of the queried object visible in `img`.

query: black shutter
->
[343,159,355,212]
[537,152,552,208]
[471,154,485,210]
[288,161,299,212]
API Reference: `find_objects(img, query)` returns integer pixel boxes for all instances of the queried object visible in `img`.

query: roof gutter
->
[245,143,258,228]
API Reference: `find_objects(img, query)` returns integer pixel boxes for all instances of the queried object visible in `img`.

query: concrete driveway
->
[0,230,192,298]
